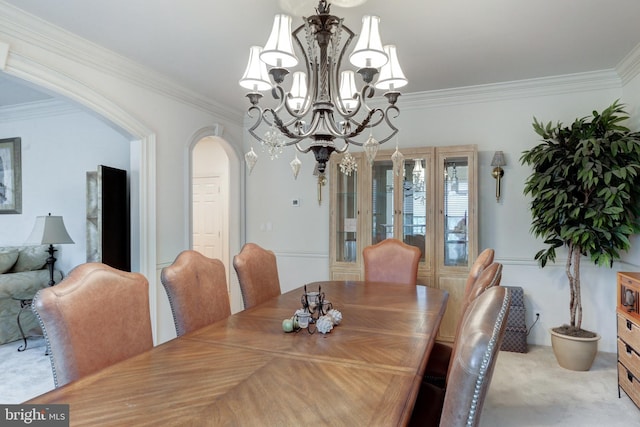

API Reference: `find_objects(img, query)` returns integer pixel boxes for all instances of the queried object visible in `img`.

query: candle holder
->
[293,284,340,334]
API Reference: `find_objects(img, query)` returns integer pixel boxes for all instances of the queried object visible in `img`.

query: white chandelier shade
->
[239,46,272,91]
[339,70,358,111]
[287,71,308,111]
[375,45,408,91]
[260,14,299,68]
[240,0,407,179]
[349,15,387,69]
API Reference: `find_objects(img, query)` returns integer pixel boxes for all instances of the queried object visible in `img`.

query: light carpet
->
[0,338,638,426]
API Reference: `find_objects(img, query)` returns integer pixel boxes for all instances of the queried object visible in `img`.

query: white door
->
[192,175,223,260]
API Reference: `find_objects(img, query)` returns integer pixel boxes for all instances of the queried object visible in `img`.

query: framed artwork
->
[0,137,22,214]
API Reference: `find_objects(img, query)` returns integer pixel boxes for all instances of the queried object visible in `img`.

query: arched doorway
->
[188,127,244,313]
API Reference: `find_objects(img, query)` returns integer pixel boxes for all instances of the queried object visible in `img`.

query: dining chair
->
[161,250,231,337]
[463,248,495,295]
[424,261,503,387]
[233,243,281,309]
[31,262,153,388]
[409,286,510,427]
[362,238,421,286]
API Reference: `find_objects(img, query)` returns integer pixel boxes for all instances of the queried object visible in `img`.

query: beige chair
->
[233,243,281,309]
[424,259,502,387]
[363,238,421,286]
[409,286,511,427]
[32,262,153,387]
[161,250,231,337]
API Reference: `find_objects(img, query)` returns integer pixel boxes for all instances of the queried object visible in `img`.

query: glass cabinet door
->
[335,164,359,263]
[371,159,395,245]
[442,156,469,267]
[402,158,427,263]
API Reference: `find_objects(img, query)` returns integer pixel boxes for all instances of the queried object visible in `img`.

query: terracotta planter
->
[550,328,601,371]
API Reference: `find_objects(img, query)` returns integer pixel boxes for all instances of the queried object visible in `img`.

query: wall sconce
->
[491,151,506,202]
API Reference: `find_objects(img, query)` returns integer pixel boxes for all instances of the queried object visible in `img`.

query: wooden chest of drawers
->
[617,272,640,409]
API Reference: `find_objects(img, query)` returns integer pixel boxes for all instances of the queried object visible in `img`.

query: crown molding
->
[0,2,242,124]
[0,98,80,121]
[399,70,621,110]
[616,42,640,86]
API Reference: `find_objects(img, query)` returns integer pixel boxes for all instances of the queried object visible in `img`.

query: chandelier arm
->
[270,85,289,115]
[267,109,310,145]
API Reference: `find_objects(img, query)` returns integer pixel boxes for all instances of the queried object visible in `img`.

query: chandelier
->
[239,0,407,181]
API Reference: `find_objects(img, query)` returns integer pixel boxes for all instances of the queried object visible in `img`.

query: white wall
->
[0,107,130,275]
[243,72,640,353]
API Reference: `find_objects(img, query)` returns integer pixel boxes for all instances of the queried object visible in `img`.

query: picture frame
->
[0,137,22,214]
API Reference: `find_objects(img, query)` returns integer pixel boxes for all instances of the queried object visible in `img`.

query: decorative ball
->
[282,318,293,333]
[316,315,334,334]
[327,309,342,325]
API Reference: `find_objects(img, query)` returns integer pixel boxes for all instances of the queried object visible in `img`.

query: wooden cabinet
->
[329,145,477,341]
[617,272,640,409]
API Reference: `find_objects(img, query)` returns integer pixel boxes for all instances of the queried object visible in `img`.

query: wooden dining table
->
[26,280,448,426]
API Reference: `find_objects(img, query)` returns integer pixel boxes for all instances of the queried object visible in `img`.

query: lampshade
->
[239,46,272,91]
[260,14,299,68]
[339,70,358,111]
[287,71,307,111]
[349,15,388,69]
[491,151,506,167]
[375,45,407,91]
[26,214,74,245]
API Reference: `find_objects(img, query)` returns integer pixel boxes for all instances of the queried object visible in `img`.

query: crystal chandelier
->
[239,0,407,180]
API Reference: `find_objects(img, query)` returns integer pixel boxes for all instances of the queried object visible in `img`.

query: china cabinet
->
[329,144,477,341]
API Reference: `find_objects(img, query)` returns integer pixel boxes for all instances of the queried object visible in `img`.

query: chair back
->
[439,286,510,427]
[463,248,494,296]
[363,238,421,285]
[233,243,281,309]
[32,262,153,387]
[161,250,231,336]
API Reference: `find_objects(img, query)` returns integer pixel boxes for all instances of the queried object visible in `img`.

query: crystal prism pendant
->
[290,154,302,179]
[244,147,258,174]
[339,151,358,176]
[363,134,379,166]
[391,146,404,177]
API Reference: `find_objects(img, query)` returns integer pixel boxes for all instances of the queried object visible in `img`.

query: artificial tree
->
[521,100,640,337]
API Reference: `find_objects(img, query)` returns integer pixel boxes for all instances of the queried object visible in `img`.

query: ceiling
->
[3,0,640,115]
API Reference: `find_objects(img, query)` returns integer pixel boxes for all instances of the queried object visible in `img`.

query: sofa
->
[0,245,62,345]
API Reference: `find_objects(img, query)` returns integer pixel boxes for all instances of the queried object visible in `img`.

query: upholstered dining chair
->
[409,286,510,427]
[31,262,153,388]
[424,260,503,387]
[233,243,281,309]
[362,238,421,286]
[463,248,495,295]
[161,250,231,337]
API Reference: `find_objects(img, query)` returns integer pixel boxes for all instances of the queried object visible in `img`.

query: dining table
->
[26,280,449,426]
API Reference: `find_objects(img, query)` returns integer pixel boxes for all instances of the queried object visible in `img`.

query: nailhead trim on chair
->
[466,288,511,426]
[31,291,59,388]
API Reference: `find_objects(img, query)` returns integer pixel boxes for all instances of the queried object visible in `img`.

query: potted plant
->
[520,100,640,370]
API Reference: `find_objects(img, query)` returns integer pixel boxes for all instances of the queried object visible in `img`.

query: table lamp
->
[26,213,74,286]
